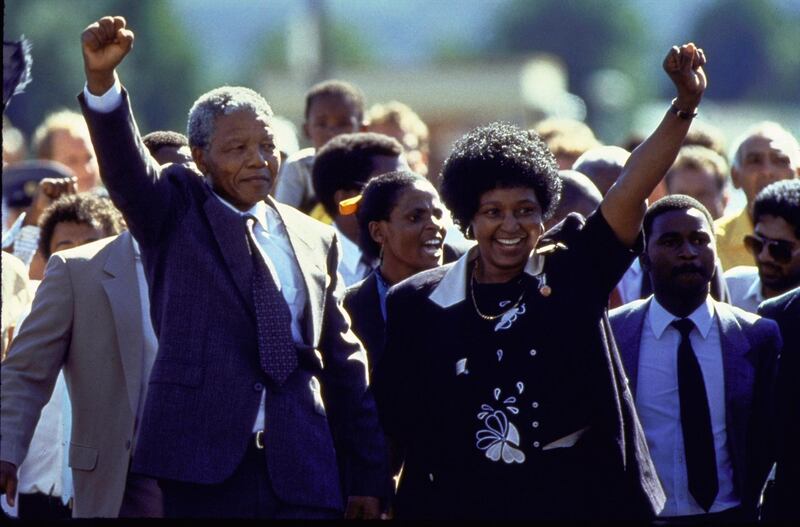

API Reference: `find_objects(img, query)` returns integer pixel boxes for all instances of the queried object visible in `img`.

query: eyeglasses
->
[743,234,798,264]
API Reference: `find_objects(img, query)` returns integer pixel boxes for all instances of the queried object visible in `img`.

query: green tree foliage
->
[4,0,201,141]
[690,0,800,101]
[491,0,650,101]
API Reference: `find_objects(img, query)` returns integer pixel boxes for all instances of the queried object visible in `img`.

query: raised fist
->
[663,42,707,110]
[81,16,134,95]
[22,175,79,227]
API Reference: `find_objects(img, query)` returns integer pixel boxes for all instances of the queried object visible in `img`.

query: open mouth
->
[494,237,525,247]
[421,238,444,256]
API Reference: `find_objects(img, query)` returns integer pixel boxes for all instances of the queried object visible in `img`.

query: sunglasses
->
[744,234,798,264]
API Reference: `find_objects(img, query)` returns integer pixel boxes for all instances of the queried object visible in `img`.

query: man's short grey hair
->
[187,86,274,151]
[730,121,800,170]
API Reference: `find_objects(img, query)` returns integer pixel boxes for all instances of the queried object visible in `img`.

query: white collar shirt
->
[333,223,372,287]
[637,297,739,516]
[724,266,763,314]
[212,193,308,433]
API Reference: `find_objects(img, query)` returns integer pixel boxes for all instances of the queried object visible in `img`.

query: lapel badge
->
[537,273,552,297]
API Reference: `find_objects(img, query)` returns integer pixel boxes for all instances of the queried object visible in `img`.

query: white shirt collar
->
[648,295,715,340]
[333,222,365,273]
[429,244,545,309]
[210,188,271,232]
[629,258,643,277]
[744,273,764,304]
[131,235,141,258]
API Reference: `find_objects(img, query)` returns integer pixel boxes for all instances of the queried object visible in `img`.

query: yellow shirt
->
[714,208,754,271]
[309,203,333,225]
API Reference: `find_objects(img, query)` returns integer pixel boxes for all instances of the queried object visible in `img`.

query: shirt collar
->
[429,244,545,309]
[648,295,715,340]
[745,273,764,303]
[131,236,141,258]
[210,188,271,232]
[333,222,365,273]
[629,257,642,276]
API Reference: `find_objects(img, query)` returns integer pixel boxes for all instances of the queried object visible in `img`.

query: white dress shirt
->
[212,195,308,433]
[637,297,739,516]
[333,223,372,287]
[618,258,644,305]
[84,82,309,434]
[724,266,763,314]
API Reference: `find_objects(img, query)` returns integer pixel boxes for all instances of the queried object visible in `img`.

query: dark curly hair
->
[312,132,404,217]
[38,193,126,259]
[753,179,800,238]
[356,170,430,260]
[643,194,714,249]
[439,122,561,232]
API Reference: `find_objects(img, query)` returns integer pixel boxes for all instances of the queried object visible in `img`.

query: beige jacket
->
[1,231,147,517]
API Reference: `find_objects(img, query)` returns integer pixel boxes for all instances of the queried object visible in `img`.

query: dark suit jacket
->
[344,243,472,373]
[374,213,665,520]
[610,298,781,517]
[79,90,385,510]
[344,272,384,373]
[758,287,800,520]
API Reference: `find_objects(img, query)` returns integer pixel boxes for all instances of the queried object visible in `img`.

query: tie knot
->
[671,318,694,338]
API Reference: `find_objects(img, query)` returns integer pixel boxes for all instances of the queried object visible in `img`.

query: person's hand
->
[0,461,18,507]
[663,42,707,111]
[81,15,134,95]
[344,496,381,519]
[23,176,78,227]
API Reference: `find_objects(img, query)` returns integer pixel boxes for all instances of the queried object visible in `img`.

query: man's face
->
[667,167,728,219]
[153,145,193,166]
[750,214,800,294]
[50,130,100,192]
[643,208,716,296]
[193,109,280,211]
[49,221,106,257]
[733,133,799,207]
[304,94,362,150]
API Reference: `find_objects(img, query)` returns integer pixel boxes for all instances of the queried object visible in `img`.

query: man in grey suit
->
[1,230,163,518]
[77,16,385,518]
[610,195,780,523]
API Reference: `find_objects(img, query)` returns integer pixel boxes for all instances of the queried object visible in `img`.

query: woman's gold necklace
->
[470,261,526,321]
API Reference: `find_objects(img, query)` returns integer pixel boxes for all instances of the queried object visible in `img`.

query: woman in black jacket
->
[344,171,449,371]
[372,43,708,520]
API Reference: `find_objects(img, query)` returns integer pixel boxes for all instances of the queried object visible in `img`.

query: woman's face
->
[374,181,446,281]
[471,186,543,282]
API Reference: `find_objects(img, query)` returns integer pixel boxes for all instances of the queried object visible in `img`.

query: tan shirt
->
[714,208,754,271]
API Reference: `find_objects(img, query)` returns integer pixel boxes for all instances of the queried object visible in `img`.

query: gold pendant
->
[539,285,552,297]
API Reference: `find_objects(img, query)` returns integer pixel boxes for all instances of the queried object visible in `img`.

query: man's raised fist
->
[81,16,134,95]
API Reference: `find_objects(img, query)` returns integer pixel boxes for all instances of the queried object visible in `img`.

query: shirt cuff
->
[83,79,122,113]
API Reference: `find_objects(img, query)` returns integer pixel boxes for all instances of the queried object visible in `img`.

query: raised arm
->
[79,16,177,246]
[601,43,708,247]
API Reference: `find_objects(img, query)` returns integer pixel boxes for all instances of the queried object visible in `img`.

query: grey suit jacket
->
[79,89,386,510]
[1,232,147,517]
[609,297,781,515]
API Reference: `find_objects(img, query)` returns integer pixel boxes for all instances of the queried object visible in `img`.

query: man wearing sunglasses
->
[725,180,800,313]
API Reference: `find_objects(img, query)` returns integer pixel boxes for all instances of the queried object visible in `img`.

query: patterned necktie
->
[245,215,298,385]
[671,318,718,512]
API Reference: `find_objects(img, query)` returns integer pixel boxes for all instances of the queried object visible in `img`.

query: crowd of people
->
[1,14,798,523]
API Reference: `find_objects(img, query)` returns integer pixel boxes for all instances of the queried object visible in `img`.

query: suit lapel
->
[273,202,326,345]
[203,195,254,311]
[715,301,755,486]
[614,299,650,395]
[101,232,145,417]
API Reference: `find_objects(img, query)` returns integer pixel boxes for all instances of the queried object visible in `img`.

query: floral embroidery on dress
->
[475,384,526,464]
[494,303,526,332]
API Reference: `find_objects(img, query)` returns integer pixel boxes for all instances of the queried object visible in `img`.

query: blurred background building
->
[4,0,800,214]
